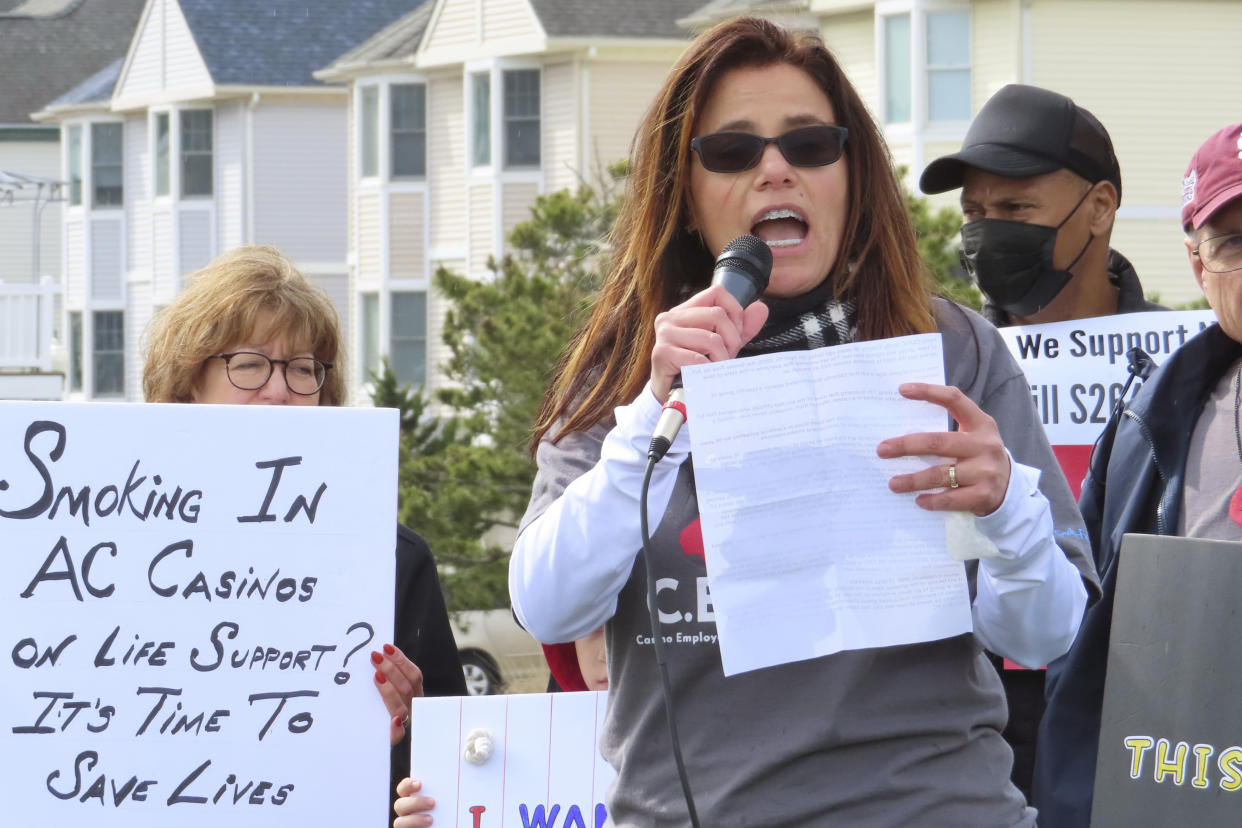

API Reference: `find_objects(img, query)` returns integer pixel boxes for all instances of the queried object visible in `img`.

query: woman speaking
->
[507,16,1096,828]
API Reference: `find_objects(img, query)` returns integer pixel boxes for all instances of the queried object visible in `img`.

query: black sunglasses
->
[690,124,849,173]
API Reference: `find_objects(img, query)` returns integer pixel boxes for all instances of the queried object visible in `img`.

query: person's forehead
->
[1202,195,1242,234]
[960,167,1072,200]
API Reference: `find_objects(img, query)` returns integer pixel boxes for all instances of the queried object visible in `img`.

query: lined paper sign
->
[408,692,614,827]
[1,401,396,827]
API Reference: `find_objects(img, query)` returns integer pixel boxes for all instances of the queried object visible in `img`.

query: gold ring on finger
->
[948,464,959,489]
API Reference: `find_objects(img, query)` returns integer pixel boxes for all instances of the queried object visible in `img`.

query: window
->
[881,7,971,126]
[155,113,170,196]
[471,73,491,167]
[92,310,124,396]
[67,125,82,206]
[180,110,213,197]
[91,123,123,207]
[361,292,379,380]
[884,15,912,124]
[390,84,426,178]
[503,69,539,168]
[926,11,970,122]
[390,292,426,386]
[360,87,379,178]
[68,311,83,392]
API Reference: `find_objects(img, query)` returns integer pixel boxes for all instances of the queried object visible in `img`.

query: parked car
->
[449,609,546,695]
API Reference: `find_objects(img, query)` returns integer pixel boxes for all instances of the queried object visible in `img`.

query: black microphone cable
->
[640,447,701,828]
[633,234,772,826]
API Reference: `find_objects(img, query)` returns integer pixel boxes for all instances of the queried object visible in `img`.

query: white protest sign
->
[1002,309,1216,497]
[1,401,397,826]
[408,692,614,828]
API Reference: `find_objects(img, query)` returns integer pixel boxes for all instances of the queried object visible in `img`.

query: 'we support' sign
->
[1,401,397,827]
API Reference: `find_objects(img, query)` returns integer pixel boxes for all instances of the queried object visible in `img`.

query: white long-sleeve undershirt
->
[510,385,1087,667]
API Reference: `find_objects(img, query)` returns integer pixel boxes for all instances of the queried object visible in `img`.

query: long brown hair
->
[533,17,934,446]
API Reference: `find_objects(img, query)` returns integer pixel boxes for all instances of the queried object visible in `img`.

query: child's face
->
[574,627,609,691]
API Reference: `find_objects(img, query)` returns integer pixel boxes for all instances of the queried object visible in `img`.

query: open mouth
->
[751,207,808,249]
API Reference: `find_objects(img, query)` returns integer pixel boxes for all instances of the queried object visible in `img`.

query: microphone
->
[649,235,773,462]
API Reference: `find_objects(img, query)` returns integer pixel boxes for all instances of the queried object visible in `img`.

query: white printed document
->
[681,333,972,676]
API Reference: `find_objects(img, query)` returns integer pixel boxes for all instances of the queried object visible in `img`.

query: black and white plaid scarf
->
[740,278,856,356]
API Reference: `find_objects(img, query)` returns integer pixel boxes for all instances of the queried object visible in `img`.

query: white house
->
[32,0,415,400]
[316,0,702,401]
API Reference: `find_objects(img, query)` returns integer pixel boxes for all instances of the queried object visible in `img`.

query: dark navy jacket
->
[1033,322,1241,827]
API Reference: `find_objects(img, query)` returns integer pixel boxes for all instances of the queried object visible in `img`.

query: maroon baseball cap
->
[1182,123,1242,230]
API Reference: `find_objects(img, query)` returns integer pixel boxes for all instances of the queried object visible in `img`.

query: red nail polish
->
[370,651,383,665]
[376,671,387,684]
[383,643,396,656]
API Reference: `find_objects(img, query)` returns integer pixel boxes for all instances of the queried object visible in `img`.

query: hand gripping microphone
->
[648,234,773,462]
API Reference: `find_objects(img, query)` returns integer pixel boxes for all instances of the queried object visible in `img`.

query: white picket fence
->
[0,278,57,371]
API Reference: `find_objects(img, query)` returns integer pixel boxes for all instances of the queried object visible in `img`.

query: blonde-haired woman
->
[145,245,465,825]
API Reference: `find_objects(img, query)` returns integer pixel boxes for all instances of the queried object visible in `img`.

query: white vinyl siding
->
[430,73,466,251]
[481,0,539,40]
[312,274,350,355]
[357,193,382,282]
[424,0,477,51]
[90,220,123,301]
[152,210,175,300]
[113,0,211,103]
[64,219,86,307]
[178,209,212,277]
[126,116,151,273]
[252,102,347,263]
[502,181,538,239]
[970,0,1017,109]
[390,193,426,279]
[126,281,152,400]
[587,62,671,175]
[163,0,212,90]
[820,11,877,113]
[216,102,245,252]
[542,61,577,193]
[468,182,493,273]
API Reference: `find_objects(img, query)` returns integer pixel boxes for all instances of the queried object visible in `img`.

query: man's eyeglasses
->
[1192,231,1242,274]
[210,352,331,395]
[690,124,849,174]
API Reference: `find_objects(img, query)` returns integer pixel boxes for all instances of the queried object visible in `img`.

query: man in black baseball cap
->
[921,84,1166,804]
[921,84,1163,325]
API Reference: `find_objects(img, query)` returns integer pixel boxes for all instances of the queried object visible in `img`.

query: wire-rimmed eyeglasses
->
[1192,231,1242,274]
[209,352,331,395]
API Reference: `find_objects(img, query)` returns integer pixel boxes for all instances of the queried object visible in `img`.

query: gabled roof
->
[529,0,705,39]
[0,0,144,124]
[320,0,701,79]
[317,2,434,77]
[678,0,810,31]
[175,0,419,87]
[42,57,123,111]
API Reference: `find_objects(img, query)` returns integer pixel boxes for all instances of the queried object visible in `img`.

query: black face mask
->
[958,186,1096,318]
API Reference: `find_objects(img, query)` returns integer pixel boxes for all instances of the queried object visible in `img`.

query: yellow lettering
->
[1191,744,1215,789]
[1218,747,1242,792]
[1125,736,1155,780]
[1154,739,1188,786]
